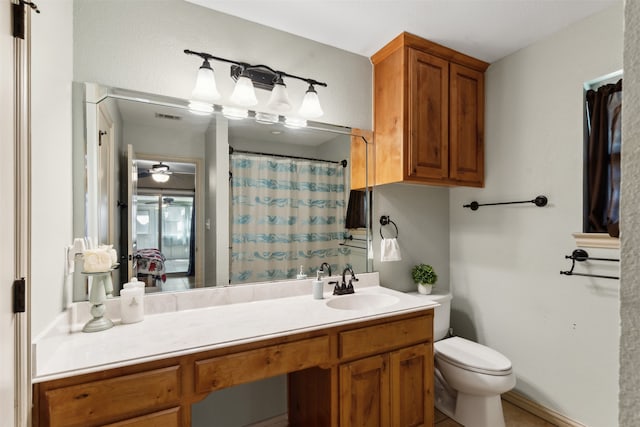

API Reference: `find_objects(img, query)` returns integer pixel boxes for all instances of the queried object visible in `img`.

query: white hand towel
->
[380,238,402,262]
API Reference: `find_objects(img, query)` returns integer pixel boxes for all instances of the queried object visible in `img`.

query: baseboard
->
[245,414,288,427]
[503,391,587,427]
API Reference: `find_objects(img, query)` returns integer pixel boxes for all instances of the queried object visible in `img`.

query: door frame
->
[2,2,33,425]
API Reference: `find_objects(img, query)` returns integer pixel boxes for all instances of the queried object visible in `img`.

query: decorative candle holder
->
[81,265,118,333]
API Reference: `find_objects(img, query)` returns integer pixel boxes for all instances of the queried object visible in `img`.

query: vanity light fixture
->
[298,84,324,119]
[188,58,220,113]
[267,75,292,112]
[229,71,258,107]
[184,49,327,119]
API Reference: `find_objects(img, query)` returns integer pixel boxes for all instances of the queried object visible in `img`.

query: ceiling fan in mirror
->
[138,162,173,183]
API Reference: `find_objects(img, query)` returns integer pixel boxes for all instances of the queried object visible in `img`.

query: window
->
[584,72,622,238]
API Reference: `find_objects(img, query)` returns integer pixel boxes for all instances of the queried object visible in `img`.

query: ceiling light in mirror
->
[188,100,214,114]
[255,112,279,124]
[223,106,249,120]
[284,116,307,129]
[151,173,170,183]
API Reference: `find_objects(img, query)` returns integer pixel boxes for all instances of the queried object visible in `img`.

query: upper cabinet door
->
[449,63,485,187]
[408,50,450,182]
[371,32,488,188]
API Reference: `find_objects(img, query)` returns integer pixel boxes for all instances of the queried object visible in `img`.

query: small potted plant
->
[411,263,437,294]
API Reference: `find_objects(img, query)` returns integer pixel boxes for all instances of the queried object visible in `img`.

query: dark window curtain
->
[586,79,622,237]
[345,189,372,229]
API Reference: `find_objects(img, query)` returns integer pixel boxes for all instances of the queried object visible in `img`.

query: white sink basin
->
[325,293,400,310]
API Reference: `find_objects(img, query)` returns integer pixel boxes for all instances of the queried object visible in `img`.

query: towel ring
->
[379,215,399,239]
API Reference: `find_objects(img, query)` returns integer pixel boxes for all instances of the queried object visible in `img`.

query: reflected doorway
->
[131,157,202,292]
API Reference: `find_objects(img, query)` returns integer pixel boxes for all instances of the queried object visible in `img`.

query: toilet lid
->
[435,337,512,376]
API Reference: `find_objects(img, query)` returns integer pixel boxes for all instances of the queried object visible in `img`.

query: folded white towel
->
[380,238,402,262]
[83,248,113,273]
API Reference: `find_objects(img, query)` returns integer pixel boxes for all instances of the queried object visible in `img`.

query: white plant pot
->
[417,283,433,295]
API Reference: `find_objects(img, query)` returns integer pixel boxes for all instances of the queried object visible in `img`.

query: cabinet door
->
[408,49,449,182]
[449,63,484,186]
[340,354,390,427]
[390,344,433,427]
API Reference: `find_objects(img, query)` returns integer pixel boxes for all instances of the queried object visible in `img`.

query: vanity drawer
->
[339,314,432,360]
[103,407,181,427]
[195,335,330,393]
[41,366,181,427]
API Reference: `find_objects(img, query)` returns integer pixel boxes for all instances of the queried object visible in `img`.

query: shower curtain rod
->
[229,147,347,167]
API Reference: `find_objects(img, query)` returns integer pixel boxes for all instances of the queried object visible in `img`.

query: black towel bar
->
[560,249,619,280]
[463,195,548,211]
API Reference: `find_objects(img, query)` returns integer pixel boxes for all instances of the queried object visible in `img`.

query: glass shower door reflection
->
[161,196,194,274]
[134,194,194,275]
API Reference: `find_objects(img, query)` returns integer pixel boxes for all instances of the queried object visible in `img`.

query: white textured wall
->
[73,0,372,130]
[31,0,74,337]
[619,0,640,425]
[449,4,622,426]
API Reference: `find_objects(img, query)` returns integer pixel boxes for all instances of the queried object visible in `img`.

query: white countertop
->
[33,283,437,383]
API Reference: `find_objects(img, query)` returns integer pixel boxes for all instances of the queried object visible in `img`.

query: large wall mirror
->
[73,83,373,301]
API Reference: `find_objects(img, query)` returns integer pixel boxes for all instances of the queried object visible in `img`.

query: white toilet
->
[418,292,516,427]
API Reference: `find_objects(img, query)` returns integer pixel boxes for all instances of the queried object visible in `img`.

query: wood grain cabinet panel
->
[41,366,180,427]
[195,336,330,394]
[339,314,432,360]
[103,407,181,427]
[340,354,390,427]
[449,63,485,185]
[390,344,433,427]
[372,32,488,188]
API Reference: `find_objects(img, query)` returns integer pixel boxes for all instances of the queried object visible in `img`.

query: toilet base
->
[454,392,506,427]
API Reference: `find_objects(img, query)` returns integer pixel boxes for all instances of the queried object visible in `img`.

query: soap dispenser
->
[296,265,307,280]
[120,278,145,324]
[312,270,324,300]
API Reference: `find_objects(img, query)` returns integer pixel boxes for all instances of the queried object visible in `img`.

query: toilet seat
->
[435,337,512,376]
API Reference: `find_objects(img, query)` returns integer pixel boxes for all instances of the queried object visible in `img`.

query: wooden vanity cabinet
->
[372,32,489,188]
[336,316,434,427]
[34,310,433,427]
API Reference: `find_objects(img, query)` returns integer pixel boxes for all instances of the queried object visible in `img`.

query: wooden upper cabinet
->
[372,32,489,187]
[449,63,485,185]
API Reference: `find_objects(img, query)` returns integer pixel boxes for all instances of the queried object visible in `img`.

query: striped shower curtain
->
[230,153,349,284]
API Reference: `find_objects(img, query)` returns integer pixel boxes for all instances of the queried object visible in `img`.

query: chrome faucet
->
[331,266,358,295]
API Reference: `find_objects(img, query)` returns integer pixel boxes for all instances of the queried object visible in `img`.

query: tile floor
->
[435,400,556,426]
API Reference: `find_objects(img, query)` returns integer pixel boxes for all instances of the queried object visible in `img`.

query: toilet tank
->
[411,292,452,341]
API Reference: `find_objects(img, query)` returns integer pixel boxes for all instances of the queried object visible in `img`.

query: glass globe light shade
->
[230,75,258,107]
[267,80,292,112]
[298,85,324,119]
[190,61,220,104]
[152,173,170,183]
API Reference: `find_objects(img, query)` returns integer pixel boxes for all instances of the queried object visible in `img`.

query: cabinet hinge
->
[12,1,40,39]
[12,2,24,39]
[13,277,25,313]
